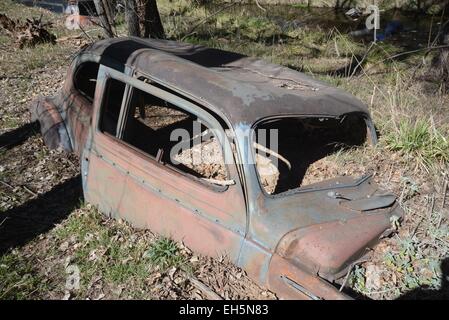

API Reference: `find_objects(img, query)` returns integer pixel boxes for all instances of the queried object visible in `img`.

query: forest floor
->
[1,0,448,300]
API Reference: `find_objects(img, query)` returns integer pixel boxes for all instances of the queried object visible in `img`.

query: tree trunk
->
[125,0,141,37]
[439,31,449,90]
[102,0,116,27]
[141,0,165,38]
[93,0,114,37]
[432,14,449,90]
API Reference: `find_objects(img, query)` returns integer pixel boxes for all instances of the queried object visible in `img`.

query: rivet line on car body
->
[95,151,238,234]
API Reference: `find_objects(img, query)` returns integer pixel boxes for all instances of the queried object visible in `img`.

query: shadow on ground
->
[398,257,449,300]
[0,175,82,255]
[0,122,39,151]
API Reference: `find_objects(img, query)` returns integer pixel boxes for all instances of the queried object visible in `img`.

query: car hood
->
[250,175,403,281]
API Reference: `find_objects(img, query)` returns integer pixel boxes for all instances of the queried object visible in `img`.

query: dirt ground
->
[1,0,449,300]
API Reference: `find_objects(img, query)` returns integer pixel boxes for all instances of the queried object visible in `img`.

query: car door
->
[84,65,247,262]
[82,69,130,219]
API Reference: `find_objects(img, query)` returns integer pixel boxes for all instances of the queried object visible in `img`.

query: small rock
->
[59,241,69,251]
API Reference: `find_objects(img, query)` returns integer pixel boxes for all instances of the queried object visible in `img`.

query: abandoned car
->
[31,37,403,300]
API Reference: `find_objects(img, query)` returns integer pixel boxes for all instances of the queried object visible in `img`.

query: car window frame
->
[250,114,372,198]
[72,61,100,103]
[94,65,236,192]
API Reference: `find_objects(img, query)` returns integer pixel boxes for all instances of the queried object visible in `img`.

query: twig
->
[22,185,37,197]
[254,0,267,12]
[201,178,235,186]
[334,37,340,57]
[349,41,375,78]
[339,257,369,292]
[188,276,223,300]
[361,44,449,78]
[56,35,82,43]
[429,194,436,218]
[0,279,28,299]
[427,15,434,49]
[370,85,376,107]
[439,179,448,228]
[1,179,38,197]
[442,179,448,210]
[339,264,354,292]
[0,217,7,227]
[360,287,399,295]
[386,45,449,61]
[78,23,95,44]
[412,215,425,238]
[0,179,14,189]
[77,27,102,37]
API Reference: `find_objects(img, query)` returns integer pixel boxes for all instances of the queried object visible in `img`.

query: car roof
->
[81,37,371,127]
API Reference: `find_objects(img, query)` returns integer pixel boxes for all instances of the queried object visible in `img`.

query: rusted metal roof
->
[81,37,371,126]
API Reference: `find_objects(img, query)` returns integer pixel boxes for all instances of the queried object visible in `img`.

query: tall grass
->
[384,119,449,169]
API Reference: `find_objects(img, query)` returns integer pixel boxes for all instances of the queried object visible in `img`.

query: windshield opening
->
[253,113,368,195]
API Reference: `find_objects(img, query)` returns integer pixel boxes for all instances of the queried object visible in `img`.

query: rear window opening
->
[78,1,98,16]
[73,61,100,101]
[253,114,368,195]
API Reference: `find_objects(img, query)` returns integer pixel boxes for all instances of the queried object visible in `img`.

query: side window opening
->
[122,86,229,183]
[73,62,100,102]
[99,78,126,136]
[98,77,229,186]
[254,114,367,195]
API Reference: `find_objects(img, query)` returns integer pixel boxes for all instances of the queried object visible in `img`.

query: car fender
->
[30,96,73,152]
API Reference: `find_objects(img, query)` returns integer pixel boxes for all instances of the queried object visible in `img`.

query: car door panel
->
[85,66,247,262]
[107,139,245,261]
[85,132,129,218]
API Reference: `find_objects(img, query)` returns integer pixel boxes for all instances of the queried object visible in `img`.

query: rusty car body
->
[31,37,403,300]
